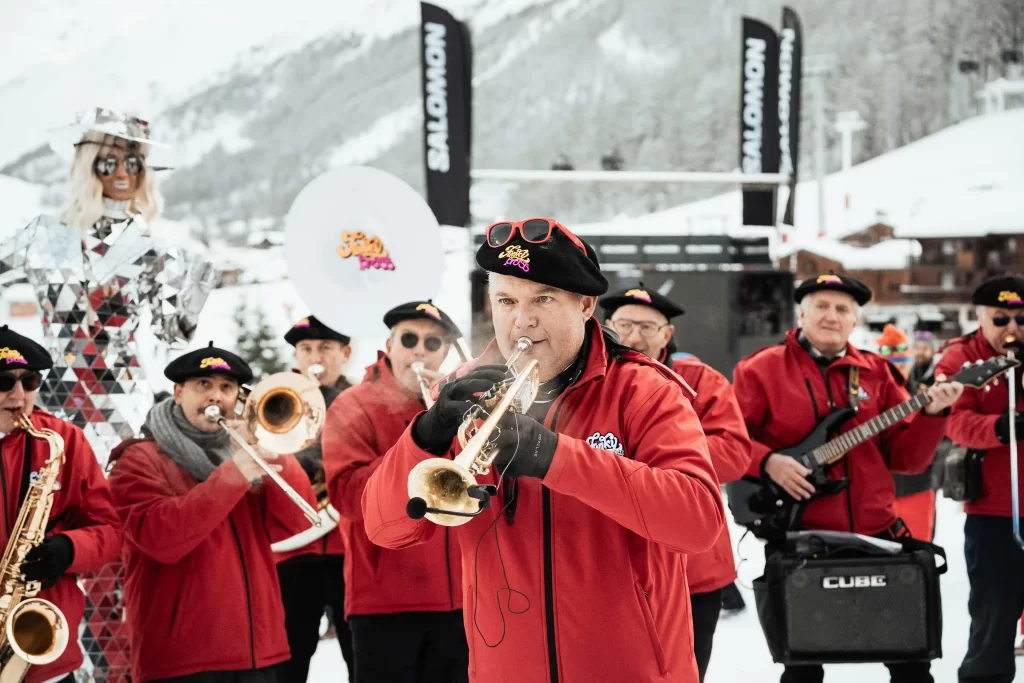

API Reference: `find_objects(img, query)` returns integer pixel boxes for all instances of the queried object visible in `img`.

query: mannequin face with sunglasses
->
[386,319,451,394]
[979,306,1024,354]
[0,369,42,434]
[93,141,145,201]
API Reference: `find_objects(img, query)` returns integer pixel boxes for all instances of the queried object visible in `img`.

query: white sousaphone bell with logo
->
[271,165,448,552]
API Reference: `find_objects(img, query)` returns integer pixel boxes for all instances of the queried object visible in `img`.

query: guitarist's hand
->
[764,454,816,500]
[922,373,964,415]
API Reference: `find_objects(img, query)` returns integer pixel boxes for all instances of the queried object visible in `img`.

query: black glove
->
[22,534,75,588]
[413,365,509,455]
[995,412,1024,444]
[491,412,559,479]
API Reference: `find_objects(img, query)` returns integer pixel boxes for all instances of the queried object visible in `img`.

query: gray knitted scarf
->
[145,398,235,481]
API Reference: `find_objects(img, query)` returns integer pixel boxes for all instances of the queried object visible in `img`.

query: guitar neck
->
[810,393,932,466]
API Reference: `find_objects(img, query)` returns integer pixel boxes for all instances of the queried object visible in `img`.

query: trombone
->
[205,370,326,526]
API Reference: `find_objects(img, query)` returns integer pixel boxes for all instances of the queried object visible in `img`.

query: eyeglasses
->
[992,315,1024,327]
[609,319,669,338]
[401,332,443,352]
[93,154,145,177]
[485,218,587,254]
[0,372,42,393]
[879,343,909,356]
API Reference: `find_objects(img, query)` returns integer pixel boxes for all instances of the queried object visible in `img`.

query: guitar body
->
[747,408,856,539]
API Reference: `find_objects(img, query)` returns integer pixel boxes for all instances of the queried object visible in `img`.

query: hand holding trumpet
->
[410,365,508,455]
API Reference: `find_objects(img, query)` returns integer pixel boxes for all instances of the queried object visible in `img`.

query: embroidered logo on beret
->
[625,289,652,303]
[498,245,530,272]
[294,318,310,328]
[416,303,442,321]
[0,348,26,365]
[817,274,843,284]
[199,357,231,370]
[998,290,1023,306]
[337,231,396,271]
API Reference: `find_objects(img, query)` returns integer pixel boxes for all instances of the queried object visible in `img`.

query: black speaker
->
[754,541,945,665]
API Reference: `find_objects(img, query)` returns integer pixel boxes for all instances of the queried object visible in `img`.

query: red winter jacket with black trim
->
[363,321,724,683]
[0,410,122,683]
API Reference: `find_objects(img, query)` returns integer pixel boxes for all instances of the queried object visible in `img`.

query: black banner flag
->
[779,7,803,226]
[421,2,473,227]
[739,18,780,227]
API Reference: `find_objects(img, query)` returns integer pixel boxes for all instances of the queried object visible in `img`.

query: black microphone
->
[406,497,483,520]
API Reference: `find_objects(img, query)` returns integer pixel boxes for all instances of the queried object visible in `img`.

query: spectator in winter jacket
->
[274,315,354,682]
[599,285,751,683]
[0,325,123,683]
[934,274,1024,683]
[108,343,317,683]
[909,331,938,395]
[363,219,724,683]
[733,274,963,683]
[321,300,467,683]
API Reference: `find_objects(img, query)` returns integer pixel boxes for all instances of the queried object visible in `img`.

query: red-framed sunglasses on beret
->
[484,218,587,254]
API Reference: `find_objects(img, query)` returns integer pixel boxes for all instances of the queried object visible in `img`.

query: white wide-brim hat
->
[47,107,175,170]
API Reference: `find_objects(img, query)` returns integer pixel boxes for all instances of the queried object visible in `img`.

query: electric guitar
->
[745,355,1019,540]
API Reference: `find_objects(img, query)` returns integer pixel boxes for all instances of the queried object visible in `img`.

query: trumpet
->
[410,362,435,408]
[407,337,540,526]
[205,370,326,526]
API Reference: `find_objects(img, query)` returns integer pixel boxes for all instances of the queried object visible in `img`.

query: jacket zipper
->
[229,518,257,669]
[445,528,454,610]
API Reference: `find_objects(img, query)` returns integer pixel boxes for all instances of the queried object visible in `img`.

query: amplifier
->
[754,539,945,665]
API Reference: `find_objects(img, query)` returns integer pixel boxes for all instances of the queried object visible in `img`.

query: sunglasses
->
[992,315,1024,327]
[485,218,587,254]
[879,343,909,355]
[401,332,443,352]
[94,154,145,177]
[0,372,42,393]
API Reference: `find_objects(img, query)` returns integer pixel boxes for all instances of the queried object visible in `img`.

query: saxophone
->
[0,412,71,683]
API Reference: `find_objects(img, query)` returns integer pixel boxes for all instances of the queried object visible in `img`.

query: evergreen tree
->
[234,299,287,381]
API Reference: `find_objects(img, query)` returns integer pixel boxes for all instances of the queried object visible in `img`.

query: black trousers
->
[690,589,722,683]
[348,610,468,683]
[959,514,1024,683]
[151,667,278,683]
[276,554,354,682]
[780,662,932,682]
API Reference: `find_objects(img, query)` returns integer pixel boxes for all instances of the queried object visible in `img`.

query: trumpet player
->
[599,286,752,683]
[108,343,316,683]
[321,300,467,683]
[275,315,354,682]
[363,220,724,683]
[935,274,1024,683]
[0,326,123,683]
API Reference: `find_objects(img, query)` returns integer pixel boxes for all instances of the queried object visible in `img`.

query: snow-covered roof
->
[777,236,921,270]
[896,185,1024,238]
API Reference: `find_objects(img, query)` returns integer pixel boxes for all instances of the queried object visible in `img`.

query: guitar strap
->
[847,366,861,413]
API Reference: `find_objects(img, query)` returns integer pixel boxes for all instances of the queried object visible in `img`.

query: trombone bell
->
[243,372,326,454]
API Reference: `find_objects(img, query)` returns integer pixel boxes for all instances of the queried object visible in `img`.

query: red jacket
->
[322,352,460,618]
[732,329,949,536]
[669,357,752,595]
[0,411,122,683]
[108,437,316,682]
[936,331,1023,517]
[363,322,724,683]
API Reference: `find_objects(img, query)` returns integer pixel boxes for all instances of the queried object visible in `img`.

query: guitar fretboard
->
[809,393,932,466]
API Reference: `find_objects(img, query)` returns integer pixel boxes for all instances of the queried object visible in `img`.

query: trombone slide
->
[1009,348,1024,550]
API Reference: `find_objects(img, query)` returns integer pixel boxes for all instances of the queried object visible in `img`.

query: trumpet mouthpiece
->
[309,364,325,377]
[204,405,223,421]
[411,361,425,373]
[516,337,533,350]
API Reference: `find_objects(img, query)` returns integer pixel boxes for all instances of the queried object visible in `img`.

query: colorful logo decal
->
[625,289,652,303]
[586,431,625,457]
[416,303,442,321]
[498,245,530,273]
[294,318,310,328]
[337,231,396,271]
[0,348,27,365]
[817,274,843,284]
[998,290,1023,306]
[200,357,231,370]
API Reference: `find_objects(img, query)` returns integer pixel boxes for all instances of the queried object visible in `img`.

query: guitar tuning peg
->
[963,361,971,368]
[985,385,992,392]
[993,378,1000,386]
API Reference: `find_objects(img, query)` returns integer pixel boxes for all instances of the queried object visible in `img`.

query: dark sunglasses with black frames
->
[0,372,42,393]
[400,332,444,352]
[992,314,1024,327]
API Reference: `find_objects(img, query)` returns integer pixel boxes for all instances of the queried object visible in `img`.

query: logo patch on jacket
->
[586,431,625,456]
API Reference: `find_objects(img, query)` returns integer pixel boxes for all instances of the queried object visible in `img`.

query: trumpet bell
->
[243,372,326,454]
[406,459,480,527]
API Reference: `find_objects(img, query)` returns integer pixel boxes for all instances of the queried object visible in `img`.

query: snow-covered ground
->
[306,495,1022,682]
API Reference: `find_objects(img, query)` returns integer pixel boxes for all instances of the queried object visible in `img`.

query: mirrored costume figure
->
[0,108,216,683]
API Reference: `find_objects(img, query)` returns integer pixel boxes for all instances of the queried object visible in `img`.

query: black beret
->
[382,300,461,339]
[971,274,1024,308]
[165,342,253,385]
[475,222,608,296]
[599,284,684,320]
[0,325,52,372]
[283,315,351,347]
[794,273,872,306]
